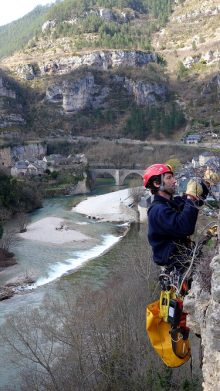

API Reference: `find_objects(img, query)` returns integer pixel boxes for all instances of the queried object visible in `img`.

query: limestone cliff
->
[184,245,220,390]
[45,69,168,113]
[0,48,172,139]
[9,50,157,79]
[0,76,26,130]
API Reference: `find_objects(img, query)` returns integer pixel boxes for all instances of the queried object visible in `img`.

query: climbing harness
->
[146,221,218,367]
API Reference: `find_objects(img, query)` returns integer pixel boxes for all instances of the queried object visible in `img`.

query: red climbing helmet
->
[143,163,173,188]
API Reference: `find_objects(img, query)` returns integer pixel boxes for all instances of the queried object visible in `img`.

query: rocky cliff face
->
[45,70,168,113]
[184,252,220,390]
[0,77,16,99]
[12,50,157,80]
[0,48,169,138]
[0,143,47,167]
[0,76,26,130]
[10,143,47,161]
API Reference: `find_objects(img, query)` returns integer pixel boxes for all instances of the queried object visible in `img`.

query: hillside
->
[0,0,186,143]
[153,0,220,139]
[0,5,52,59]
[1,0,220,145]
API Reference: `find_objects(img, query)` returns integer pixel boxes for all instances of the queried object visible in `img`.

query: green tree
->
[176,61,188,79]
[165,158,181,170]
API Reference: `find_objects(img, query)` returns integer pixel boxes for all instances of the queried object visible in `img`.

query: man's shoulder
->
[148,195,186,214]
[148,197,169,214]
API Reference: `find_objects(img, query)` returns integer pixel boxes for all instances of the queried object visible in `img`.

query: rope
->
[175,219,218,295]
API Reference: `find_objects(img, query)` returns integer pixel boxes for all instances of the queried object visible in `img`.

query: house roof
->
[186,134,201,140]
[15,161,29,169]
[200,151,215,156]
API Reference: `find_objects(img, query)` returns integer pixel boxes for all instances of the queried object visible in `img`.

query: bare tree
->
[0,229,18,252]
[0,225,202,390]
[16,212,30,233]
[129,185,145,204]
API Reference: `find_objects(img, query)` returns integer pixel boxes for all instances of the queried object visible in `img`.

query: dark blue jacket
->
[147,194,199,266]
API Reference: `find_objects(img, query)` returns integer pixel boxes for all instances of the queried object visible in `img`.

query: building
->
[199,151,216,166]
[185,134,202,144]
[11,161,29,176]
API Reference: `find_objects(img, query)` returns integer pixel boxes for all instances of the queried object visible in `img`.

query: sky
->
[0,0,57,27]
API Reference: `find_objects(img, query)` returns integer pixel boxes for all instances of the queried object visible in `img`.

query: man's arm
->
[153,200,199,238]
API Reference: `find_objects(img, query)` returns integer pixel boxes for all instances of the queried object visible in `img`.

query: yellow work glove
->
[204,169,220,186]
[186,179,203,199]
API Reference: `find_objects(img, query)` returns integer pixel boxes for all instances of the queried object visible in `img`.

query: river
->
[0,182,133,388]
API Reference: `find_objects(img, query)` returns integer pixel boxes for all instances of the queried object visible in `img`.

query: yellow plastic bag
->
[146,300,191,367]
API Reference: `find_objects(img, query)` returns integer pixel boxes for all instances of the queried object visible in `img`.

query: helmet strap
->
[159,174,165,191]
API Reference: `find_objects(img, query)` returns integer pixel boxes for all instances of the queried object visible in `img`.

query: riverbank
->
[73,188,138,222]
[17,189,137,245]
[18,216,91,244]
[0,189,136,298]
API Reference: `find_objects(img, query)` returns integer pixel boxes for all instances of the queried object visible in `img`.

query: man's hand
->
[186,179,203,200]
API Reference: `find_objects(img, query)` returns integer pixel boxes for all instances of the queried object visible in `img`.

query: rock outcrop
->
[201,74,220,97]
[183,51,220,69]
[45,72,168,113]
[124,77,168,105]
[45,73,109,112]
[11,143,47,162]
[13,50,157,79]
[184,253,220,390]
[172,2,220,23]
[0,76,26,129]
[0,114,25,128]
[0,77,16,99]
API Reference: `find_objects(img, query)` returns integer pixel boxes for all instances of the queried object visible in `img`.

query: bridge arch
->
[119,170,144,186]
[121,171,143,186]
[90,169,117,186]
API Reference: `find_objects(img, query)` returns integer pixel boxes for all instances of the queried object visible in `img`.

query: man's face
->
[162,172,176,194]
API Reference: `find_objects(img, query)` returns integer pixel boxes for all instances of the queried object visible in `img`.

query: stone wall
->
[0,147,12,167]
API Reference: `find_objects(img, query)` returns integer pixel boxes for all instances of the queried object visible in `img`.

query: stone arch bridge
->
[90,168,144,186]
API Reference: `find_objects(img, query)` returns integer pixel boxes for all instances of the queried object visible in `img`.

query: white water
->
[33,234,122,288]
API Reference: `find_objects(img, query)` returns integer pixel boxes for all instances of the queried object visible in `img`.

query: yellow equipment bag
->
[146,300,191,367]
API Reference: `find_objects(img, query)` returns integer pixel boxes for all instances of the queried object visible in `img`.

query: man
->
[143,163,209,270]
